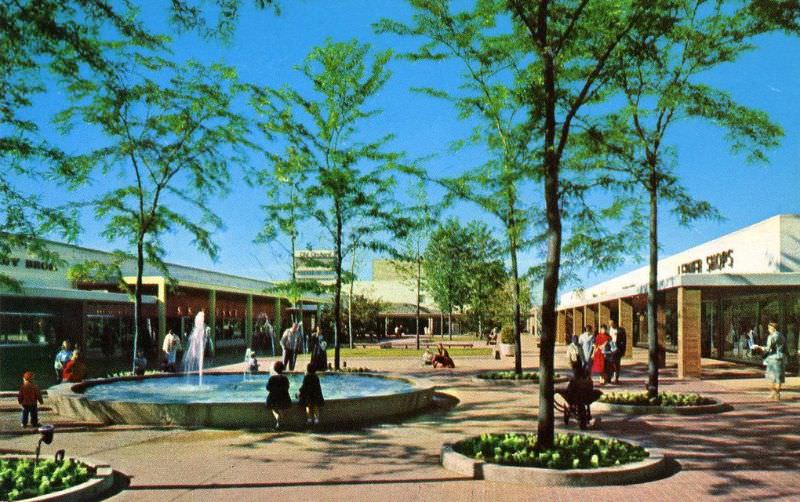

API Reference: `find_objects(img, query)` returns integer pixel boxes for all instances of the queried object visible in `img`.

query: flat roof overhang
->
[559,272,800,310]
[1,286,157,304]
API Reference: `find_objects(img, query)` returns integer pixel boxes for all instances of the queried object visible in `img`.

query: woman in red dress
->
[592,326,610,384]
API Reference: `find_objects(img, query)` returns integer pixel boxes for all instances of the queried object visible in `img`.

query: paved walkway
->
[1,344,798,501]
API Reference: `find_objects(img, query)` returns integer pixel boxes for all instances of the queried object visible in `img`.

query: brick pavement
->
[1,342,798,501]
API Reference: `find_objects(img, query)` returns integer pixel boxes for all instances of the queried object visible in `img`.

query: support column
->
[584,305,597,331]
[573,308,584,337]
[678,288,702,378]
[245,294,253,349]
[556,310,567,345]
[208,289,216,356]
[618,298,634,359]
[598,302,610,328]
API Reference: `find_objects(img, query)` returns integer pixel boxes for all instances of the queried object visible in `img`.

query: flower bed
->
[477,371,542,381]
[0,458,93,501]
[454,433,648,470]
[595,391,729,415]
[601,391,715,406]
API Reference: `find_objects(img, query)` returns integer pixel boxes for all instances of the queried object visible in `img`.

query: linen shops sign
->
[678,249,734,275]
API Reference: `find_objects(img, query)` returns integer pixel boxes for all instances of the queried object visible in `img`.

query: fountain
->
[48,370,436,429]
[182,310,206,386]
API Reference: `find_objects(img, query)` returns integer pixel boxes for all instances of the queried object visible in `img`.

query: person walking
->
[754,321,786,400]
[566,335,583,377]
[162,329,182,372]
[592,325,610,385]
[62,350,87,383]
[604,321,620,384]
[53,341,72,382]
[578,325,594,374]
[298,363,325,425]
[266,361,291,429]
[18,371,43,428]
[280,324,295,371]
[614,326,627,384]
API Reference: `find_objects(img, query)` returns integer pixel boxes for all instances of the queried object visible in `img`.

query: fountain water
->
[182,311,206,385]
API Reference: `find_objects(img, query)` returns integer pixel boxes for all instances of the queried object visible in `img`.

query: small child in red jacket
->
[18,371,43,428]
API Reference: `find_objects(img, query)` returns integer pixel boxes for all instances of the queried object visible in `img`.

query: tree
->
[0,0,275,290]
[505,0,676,448]
[462,222,506,340]
[377,1,538,372]
[258,39,412,369]
[586,0,782,398]
[394,181,439,349]
[59,55,251,366]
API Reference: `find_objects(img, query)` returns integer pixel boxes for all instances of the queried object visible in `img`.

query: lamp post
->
[35,425,54,464]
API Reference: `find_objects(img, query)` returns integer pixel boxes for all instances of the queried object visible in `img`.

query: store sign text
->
[0,257,58,272]
[678,249,733,275]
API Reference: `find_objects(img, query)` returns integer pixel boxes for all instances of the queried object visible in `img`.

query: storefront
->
[0,240,319,388]
[556,214,800,377]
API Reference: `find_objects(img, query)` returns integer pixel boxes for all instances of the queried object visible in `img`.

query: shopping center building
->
[0,240,315,386]
[556,214,800,377]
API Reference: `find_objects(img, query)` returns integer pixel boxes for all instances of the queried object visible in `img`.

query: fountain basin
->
[48,372,436,429]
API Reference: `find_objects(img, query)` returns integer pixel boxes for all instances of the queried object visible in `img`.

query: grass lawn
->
[335,347,492,358]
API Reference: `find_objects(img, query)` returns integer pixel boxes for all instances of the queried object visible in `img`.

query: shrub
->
[499,326,515,345]
[0,458,93,501]
[453,433,649,469]
[600,391,715,407]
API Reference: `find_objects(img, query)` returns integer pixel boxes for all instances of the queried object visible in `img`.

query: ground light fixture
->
[35,424,54,464]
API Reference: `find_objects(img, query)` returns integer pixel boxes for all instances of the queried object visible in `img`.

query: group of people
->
[265,361,325,428]
[567,320,627,385]
[422,343,455,368]
[280,323,328,372]
[53,340,87,383]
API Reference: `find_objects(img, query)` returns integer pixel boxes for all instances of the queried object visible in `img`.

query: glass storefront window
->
[719,293,783,364]
[0,312,55,345]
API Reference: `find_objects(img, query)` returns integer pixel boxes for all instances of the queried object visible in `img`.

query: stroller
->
[554,370,603,430]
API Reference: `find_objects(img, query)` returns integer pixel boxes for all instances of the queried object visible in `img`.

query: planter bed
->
[473,371,568,385]
[441,432,667,486]
[0,455,114,501]
[595,391,731,415]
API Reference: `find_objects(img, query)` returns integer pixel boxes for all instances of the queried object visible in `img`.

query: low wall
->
[48,372,435,429]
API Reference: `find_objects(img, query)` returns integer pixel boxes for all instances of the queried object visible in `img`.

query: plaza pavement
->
[1,340,799,501]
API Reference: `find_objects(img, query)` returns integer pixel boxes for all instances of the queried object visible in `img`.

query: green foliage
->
[499,326,516,345]
[319,295,387,340]
[601,391,716,407]
[256,39,415,367]
[477,371,553,381]
[453,433,649,470]
[0,458,92,500]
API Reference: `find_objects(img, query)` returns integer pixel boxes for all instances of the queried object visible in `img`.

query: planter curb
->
[594,398,732,415]
[441,436,669,486]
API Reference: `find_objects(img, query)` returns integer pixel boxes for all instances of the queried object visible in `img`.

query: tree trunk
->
[348,243,356,349]
[537,6,561,449]
[511,240,523,374]
[416,255,421,350]
[647,170,659,399]
[132,238,145,373]
[333,206,343,370]
[448,311,452,340]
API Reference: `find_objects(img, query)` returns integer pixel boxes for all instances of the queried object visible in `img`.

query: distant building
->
[353,259,458,336]
[294,249,336,284]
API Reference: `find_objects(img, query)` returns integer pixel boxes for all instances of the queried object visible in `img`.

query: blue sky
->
[31,1,800,296]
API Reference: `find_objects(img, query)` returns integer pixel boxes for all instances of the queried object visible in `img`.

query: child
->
[18,372,43,428]
[134,349,148,376]
[248,353,259,373]
[266,361,291,429]
[298,363,325,425]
